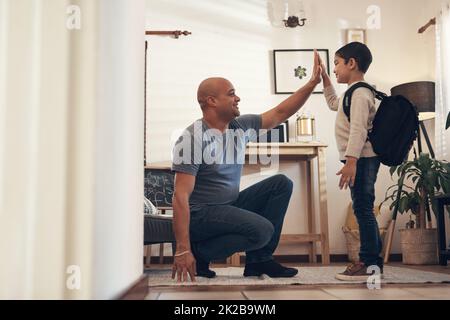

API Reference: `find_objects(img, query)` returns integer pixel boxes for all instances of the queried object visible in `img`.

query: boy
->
[320,42,383,280]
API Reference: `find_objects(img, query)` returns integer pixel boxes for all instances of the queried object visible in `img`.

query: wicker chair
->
[143,197,175,265]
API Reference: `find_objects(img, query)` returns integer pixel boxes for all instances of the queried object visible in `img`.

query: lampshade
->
[391,81,435,120]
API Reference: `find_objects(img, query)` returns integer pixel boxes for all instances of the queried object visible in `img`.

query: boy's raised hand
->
[309,49,322,86]
[318,54,331,88]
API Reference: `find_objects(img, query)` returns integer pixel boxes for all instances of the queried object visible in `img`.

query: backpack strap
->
[343,82,387,122]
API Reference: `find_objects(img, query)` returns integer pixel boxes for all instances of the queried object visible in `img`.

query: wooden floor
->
[122,262,450,300]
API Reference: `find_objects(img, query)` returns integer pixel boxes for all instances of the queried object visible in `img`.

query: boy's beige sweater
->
[324,81,378,161]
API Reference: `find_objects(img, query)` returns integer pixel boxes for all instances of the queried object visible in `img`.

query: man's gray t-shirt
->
[172,114,262,212]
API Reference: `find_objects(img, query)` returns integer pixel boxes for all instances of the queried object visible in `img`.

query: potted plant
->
[381,153,450,264]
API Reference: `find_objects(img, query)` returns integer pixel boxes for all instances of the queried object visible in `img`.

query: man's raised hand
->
[309,49,322,86]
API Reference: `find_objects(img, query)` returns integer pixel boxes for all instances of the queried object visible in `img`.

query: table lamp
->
[391,81,435,158]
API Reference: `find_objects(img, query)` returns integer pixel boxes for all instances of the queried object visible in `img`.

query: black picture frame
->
[273,49,330,94]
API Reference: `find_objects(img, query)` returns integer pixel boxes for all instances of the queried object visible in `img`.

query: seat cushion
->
[144,215,175,245]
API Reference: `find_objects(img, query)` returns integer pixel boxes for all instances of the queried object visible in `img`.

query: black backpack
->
[343,82,419,167]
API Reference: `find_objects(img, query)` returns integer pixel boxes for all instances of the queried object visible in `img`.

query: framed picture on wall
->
[273,49,330,94]
[346,28,366,44]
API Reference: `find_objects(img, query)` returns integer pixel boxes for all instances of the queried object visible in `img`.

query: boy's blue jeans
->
[348,157,383,267]
[189,174,293,264]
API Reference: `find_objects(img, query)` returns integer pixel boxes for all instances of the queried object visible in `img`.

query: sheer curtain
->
[435,1,450,161]
[0,0,145,299]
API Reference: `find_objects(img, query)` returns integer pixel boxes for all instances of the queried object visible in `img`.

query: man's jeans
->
[349,157,383,267]
[189,174,293,264]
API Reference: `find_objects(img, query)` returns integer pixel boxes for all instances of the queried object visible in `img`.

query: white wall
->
[0,0,145,299]
[145,0,441,256]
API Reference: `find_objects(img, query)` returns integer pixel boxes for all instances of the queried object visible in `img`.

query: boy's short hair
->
[336,42,373,73]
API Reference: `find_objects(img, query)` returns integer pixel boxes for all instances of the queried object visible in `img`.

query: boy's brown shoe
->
[335,262,384,281]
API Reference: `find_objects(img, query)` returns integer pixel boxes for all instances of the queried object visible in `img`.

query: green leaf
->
[399,196,409,213]
[418,153,432,171]
[402,162,415,174]
[390,192,400,209]
[415,183,421,193]
[442,162,449,171]
[446,111,450,130]
[403,184,415,192]
[389,166,397,177]
[389,201,396,211]
[396,165,403,177]
[384,184,399,199]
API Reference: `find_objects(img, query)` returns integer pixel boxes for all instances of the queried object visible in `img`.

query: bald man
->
[171,51,322,282]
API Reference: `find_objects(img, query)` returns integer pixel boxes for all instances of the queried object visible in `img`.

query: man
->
[171,51,322,282]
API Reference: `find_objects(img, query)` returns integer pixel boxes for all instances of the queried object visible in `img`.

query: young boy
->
[321,42,383,280]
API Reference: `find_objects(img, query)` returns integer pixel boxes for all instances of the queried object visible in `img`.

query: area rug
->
[147,266,450,287]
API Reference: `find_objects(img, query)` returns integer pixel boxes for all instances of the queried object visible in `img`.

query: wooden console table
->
[245,142,330,264]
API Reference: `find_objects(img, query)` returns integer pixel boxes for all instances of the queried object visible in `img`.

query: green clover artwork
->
[294,66,307,79]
